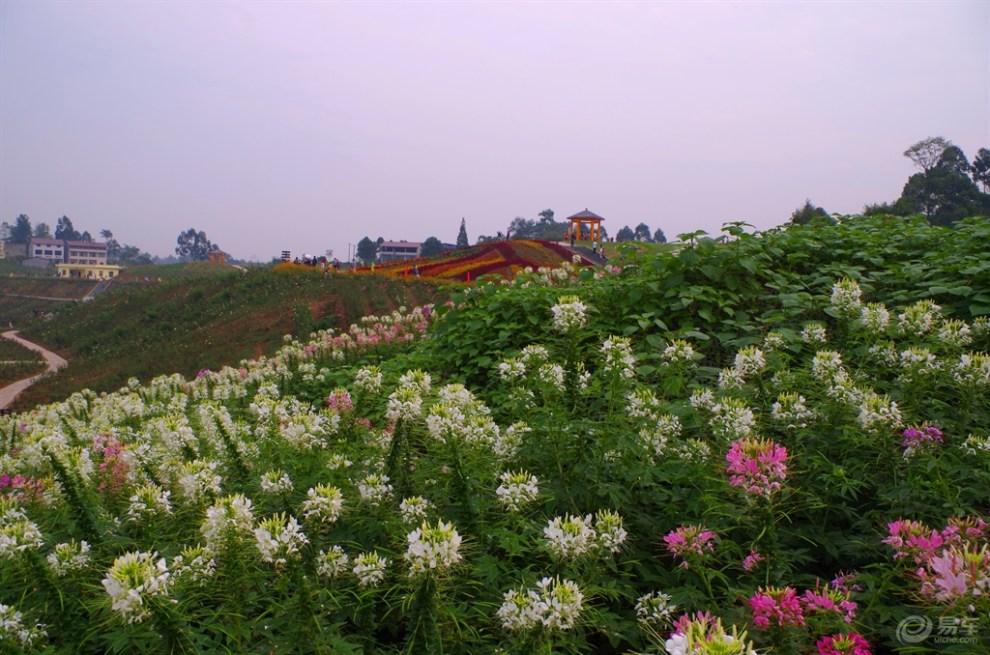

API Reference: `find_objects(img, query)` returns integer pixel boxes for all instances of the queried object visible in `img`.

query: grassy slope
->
[13,266,448,409]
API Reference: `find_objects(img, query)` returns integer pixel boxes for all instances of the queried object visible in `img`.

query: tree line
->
[477,209,667,244]
[794,137,990,226]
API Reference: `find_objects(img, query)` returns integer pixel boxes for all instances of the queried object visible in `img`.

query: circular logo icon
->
[896,615,933,644]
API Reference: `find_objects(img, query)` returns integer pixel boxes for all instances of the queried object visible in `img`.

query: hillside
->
[1,215,987,654]
[13,266,447,409]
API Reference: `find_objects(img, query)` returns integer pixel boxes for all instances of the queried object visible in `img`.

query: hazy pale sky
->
[1,1,988,261]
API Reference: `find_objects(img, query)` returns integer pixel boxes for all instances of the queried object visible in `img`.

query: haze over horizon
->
[1,1,987,262]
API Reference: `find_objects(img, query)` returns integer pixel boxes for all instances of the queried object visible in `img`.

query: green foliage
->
[429,216,990,389]
[457,218,469,248]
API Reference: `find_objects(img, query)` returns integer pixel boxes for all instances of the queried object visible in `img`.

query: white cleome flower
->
[200,494,254,551]
[358,474,393,506]
[301,484,344,525]
[101,551,171,624]
[46,540,91,576]
[403,519,463,576]
[253,513,308,567]
[635,590,676,625]
[0,603,47,648]
[551,295,589,333]
[399,496,432,523]
[352,551,388,588]
[316,545,350,579]
[544,514,596,560]
[495,471,540,511]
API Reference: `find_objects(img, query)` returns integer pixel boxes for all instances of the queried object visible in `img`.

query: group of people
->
[292,256,342,271]
[564,230,608,259]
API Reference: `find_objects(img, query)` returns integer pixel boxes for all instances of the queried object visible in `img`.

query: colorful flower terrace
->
[357,240,592,281]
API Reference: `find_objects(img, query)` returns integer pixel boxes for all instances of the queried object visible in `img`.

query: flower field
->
[1,215,989,654]
[355,240,589,281]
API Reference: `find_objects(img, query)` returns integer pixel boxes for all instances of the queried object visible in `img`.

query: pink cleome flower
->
[664,524,716,568]
[817,632,872,655]
[92,434,130,496]
[326,389,354,413]
[901,424,943,450]
[802,580,857,624]
[725,438,788,498]
[749,586,805,629]
[742,550,764,572]
[883,519,944,565]
[671,610,718,636]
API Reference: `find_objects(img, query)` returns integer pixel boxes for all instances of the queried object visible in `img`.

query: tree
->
[972,147,990,192]
[507,217,535,240]
[80,230,92,242]
[789,200,832,225]
[420,236,444,257]
[904,136,951,173]
[898,167,990,226]
[538,208,555,224]
[9,214,32,244]
[175,228,216,261]
[615,225,635,242]
[937,145,971,177]
[33,222,52,238]
[653,228,667,244]
[356,236,379,264]
[633,223,653,242]
[456,218,469,248]
[862,201,903,216]
[55,215,81,241]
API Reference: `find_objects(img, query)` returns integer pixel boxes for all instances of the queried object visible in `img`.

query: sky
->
[1,1,988,262]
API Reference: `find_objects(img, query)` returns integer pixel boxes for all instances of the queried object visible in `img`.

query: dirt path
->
[0,331,67,410]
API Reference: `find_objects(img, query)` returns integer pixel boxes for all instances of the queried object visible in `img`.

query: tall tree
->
[356,236,378,264]
[937,145,971,177]
[55,215,81,241]
[615,225,635,242]
[789,200,832,225]
[633,223,653,242]
[898,167,989,226]
[903,136,951,173]
[538,208,555,224]
[101,229,122,260]
[420,236,444,257]
[10,214,32,244]
[507,217,534,239]
[972,147,990,192]
[456,218,469,248]
[33,222,52,238]
[653,227,667,244]
[175,228,216,261]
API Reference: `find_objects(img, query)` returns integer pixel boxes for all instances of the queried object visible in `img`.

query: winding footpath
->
[0,331,67,410]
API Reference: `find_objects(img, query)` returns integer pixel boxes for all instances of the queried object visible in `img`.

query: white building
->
[378,240,421,262]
